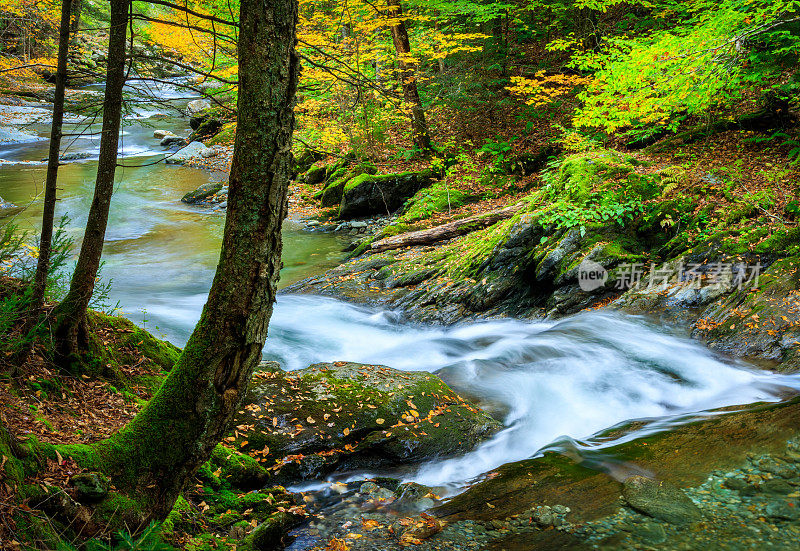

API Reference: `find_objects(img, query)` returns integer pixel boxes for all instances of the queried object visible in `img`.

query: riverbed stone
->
[160,135,187,148]
[622,476,702,525]
[231,362,501,485]
[153,129,174,139]
[0,196,21,218]
[181,181,223,204]
[186,98,211,115]
[166,141,212,164]
[765,498,800,520]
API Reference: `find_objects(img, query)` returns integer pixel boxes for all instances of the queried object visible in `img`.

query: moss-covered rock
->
[434,397,800,526]
[338,170,439,219]
[317,161,379,207]
[181,181,224,204]
[397,181,469,224]
[231,362,500,484]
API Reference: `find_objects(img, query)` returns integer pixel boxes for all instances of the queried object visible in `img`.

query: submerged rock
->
[0,196,22,218]
[622,475,702,525]
[232,362,500,484]
[182,181,224,204]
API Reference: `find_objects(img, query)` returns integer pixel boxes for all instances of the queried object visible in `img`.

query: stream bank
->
[3,63,800,551]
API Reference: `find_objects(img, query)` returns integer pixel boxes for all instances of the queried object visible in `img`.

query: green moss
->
[398,181,469,224]
[88,311,180,372]
[94,491,148,527]
[205,444,267,490]
[443,216,518,278]
[342,171,425,193]
[206,122,236,146]
[162,496,191,535]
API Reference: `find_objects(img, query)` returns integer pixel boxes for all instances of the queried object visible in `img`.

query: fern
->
[659,166,687,196]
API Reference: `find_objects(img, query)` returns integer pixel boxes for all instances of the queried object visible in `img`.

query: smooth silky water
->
[3,82,800,517]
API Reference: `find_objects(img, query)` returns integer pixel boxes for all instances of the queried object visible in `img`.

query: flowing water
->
[2,81,800,502]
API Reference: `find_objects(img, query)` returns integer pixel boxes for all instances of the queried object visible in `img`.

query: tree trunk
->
[386,0,432,153]
[70,0,83,35]
[31,0,73,316]
[369,203,523,253]
[87,0,299,519]
[52,0,129,364]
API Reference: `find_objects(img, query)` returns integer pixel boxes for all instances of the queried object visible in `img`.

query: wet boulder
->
[338,170,438,219]
[181,181,224,204]
[231,362,500,484]
[161,136,188,148]
[622,475,702,525]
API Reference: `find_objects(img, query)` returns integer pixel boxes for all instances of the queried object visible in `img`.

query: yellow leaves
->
[507,73,591,108]
[324,538,350,551]
[343,427,350,436]
[376,418,385,425]
[362,518,383,531]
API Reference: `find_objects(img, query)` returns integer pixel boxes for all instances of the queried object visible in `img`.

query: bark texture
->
[387,0,432,153]
[52,0,129,363]
[88,0,299,519]
[31,0,73,315]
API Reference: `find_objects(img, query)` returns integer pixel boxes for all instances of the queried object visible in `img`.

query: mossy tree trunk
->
[31,0,72,316]
[70,0,83,36]
[86,0,299,519]
[52,0,129,364]
[387,0,432,154]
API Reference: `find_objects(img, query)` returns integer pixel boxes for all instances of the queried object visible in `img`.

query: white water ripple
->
[265,294,800,486]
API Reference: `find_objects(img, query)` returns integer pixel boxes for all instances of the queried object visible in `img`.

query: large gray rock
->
[622,475,702,524]
[338,170,437,219]
[165,141,212,164]
[186,98,211,115]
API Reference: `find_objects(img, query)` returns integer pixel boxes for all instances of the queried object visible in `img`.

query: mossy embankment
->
[0,306,309,550]
[1,296,504,550]
[288,148,800,371]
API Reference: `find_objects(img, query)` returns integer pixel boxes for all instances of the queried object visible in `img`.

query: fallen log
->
[369,203,524,254]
